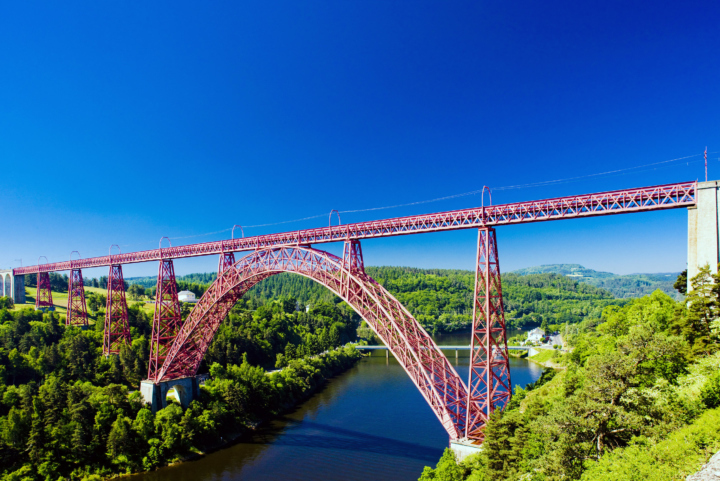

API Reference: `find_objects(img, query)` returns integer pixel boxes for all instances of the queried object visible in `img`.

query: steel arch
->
[157,244,471,440]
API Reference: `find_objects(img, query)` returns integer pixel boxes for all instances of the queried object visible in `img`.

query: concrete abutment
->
[688,181,720,290]
[0,270,25,304]
[140,376,200,413]
[450,440,483,461]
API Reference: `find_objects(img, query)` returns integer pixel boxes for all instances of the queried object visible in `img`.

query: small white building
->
[178,290,197,303]
[526,327,545,343]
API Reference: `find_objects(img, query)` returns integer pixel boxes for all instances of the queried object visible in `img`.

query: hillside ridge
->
[510,263,682,300]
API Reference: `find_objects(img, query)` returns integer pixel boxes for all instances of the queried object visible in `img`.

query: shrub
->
[700,372,720,409]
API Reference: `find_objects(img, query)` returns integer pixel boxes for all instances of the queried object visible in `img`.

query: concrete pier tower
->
[0,270,25,304]
[688,180,720,288]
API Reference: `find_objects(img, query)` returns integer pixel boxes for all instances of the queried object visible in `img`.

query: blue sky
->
[1,1,718,278]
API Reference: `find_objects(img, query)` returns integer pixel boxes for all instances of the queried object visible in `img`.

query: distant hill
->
[511,264,683,300]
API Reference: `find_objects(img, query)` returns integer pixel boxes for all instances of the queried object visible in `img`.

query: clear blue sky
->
[1,1,718,279]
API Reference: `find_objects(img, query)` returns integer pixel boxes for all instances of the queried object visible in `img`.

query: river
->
[131,332,543,481]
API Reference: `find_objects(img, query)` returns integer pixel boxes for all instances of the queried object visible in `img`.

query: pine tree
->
[27,398,46,465]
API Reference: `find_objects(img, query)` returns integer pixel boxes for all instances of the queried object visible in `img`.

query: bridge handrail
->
[13,181,696,275]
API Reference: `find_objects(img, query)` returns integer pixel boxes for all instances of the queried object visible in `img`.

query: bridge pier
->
[450,440,483,461]
[140,376,200,413]
[104,265,131,355]
[688,180,720,289]
[35,271,54,310]
[67,268,88,327]
[148,258,183,381]
[0,271,25,304]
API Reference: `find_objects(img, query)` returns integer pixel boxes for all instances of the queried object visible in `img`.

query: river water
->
[132,332,543,481]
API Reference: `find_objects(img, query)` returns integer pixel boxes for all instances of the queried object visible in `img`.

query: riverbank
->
[168,345,367,466]
[418,290,720,481]
[527,347,566,369]
[115,344,364,479]
[129,352,543,481]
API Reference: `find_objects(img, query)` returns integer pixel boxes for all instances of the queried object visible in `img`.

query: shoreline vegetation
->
[159,345,364,471]
[419,267,720,481]
[0,295,363,481]
[1,264,699,480]
[527,348,566,369]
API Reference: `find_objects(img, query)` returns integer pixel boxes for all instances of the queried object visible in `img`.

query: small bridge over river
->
[359,344,533,358]
[4,180,715,450]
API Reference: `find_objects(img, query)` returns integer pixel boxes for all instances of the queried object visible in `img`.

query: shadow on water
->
[131,343,543,481]
[249,417,441,461]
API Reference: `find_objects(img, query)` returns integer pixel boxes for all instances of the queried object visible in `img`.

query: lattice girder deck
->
[15,182,696,276]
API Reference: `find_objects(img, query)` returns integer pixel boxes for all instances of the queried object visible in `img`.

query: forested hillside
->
[123,267,624,333]
[512,264,682,300]
[0,294,361,479]
[374,267,619,332]
[419,266,720,481]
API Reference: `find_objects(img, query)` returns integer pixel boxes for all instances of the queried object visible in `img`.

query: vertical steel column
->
[465,227,511,442]
[218,252,235,275]
[217,227,241,288]
[66,269,88,327]
[341,239,364,297]
[35,272,53,310]
[148,259,182,382]
[104,265,131,355]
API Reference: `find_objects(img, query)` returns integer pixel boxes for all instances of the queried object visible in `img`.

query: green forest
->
[240,266,623,333]
[120,265,624,335]
[0,294,362,480]
[4,263,710,480]
[419,267,720,481]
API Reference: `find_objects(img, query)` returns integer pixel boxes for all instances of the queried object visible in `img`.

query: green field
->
[528,347,557,363]
[14,286,155,318]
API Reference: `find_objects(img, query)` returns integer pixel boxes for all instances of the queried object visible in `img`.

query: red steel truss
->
[14,182,696,276]
[340,239,366,297]
[218,251,235,274]
[35,272,53,310]
[148,259,183,382]
[66,269,88,327]
[156,244,470,439]
[104,265,131,355]
[465,228,511,442]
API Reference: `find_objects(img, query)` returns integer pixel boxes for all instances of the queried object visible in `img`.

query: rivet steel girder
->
[14,182,696,276]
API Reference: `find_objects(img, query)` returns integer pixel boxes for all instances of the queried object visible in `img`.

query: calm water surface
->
[132,332,542,481]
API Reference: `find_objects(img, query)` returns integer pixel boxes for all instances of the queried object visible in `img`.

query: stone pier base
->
[140,376,200,412]
[0,270,25,304]
[450,440,483,461]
